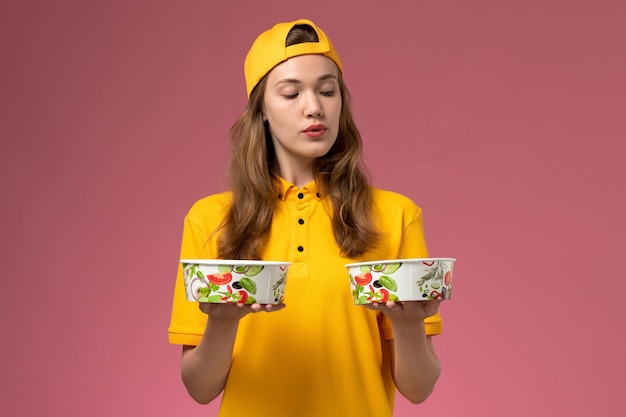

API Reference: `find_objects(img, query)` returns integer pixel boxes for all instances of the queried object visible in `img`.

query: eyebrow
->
[276,74,338,85]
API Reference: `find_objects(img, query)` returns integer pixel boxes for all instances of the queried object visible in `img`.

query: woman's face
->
[262,54,342,175]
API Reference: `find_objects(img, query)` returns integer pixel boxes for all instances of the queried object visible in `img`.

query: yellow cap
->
[243,19,343,98]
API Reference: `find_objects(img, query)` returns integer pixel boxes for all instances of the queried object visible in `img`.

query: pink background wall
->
[1,1,624,416]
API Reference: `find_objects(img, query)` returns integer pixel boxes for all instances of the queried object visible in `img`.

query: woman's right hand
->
[198,302,286,321]
[181,302,286,404]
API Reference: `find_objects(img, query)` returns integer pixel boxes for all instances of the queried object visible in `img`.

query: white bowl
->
[345,258,455,304]
[181,260,290,304]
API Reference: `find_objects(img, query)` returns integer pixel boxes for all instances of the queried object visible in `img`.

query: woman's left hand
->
[363,299,441,324]
[364,299,443,403]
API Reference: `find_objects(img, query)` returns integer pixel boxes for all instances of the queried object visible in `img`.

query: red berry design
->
[207,272,233,285]
[355,272,373,286]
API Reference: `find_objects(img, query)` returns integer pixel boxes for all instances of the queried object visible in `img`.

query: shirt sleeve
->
[379,311,442,340]
[397,201,429,260]
[168,208,217,346]
[379,196,443,339]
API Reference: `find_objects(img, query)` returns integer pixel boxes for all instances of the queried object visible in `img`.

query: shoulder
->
[371,187,423,216]
[188,191,232,211]
[185,191,232,225]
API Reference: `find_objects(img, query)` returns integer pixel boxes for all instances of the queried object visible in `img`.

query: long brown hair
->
[217,24,380,259]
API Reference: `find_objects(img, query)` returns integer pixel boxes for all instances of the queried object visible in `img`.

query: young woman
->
[168,19,443,417]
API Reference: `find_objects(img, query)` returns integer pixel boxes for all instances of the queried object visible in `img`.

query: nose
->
[304,92,323,118]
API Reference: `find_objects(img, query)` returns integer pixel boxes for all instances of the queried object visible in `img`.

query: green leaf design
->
[372,264,385,272]
[209,282,220,292]
[244,265,264,277]
[208,294,224,303]
[389,294,400,301]
[246,295,257,304]
[195,270,204,279]
[218,265,233,273]
[239,277,257,294]
[357,295,369,304]
[416,264,440,286]
[379,275,398,292]
[199,287,211,296]
[359,265,371,273]
[383,263,402,274]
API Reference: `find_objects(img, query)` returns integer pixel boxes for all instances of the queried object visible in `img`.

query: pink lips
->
[303,124,327,137]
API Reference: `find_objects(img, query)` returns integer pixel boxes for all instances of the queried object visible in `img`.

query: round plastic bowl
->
[180,260,291,304]
[345,258,455,304]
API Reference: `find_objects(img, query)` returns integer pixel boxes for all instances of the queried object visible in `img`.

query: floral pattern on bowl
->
[346,258,455,304]
[181,260,290,304]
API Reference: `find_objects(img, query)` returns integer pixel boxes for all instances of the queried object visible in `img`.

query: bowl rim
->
[345,258,456,268]
[180,259,291,266]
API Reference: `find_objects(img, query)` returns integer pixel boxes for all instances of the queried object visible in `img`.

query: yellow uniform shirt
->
[169,178,442,417]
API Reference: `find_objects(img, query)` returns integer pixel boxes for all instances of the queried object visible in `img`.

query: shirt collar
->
[276,177,324,201]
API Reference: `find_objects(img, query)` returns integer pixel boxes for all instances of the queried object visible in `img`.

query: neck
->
[278,161,315,188]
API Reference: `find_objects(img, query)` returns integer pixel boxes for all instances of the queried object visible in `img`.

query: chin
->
[306,143,336,157]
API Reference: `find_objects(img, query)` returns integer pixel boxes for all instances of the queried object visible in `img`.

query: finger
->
[425,300,442,313]
[245,303,287,312]
[198,302,211,314]
[264,303,286,311]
